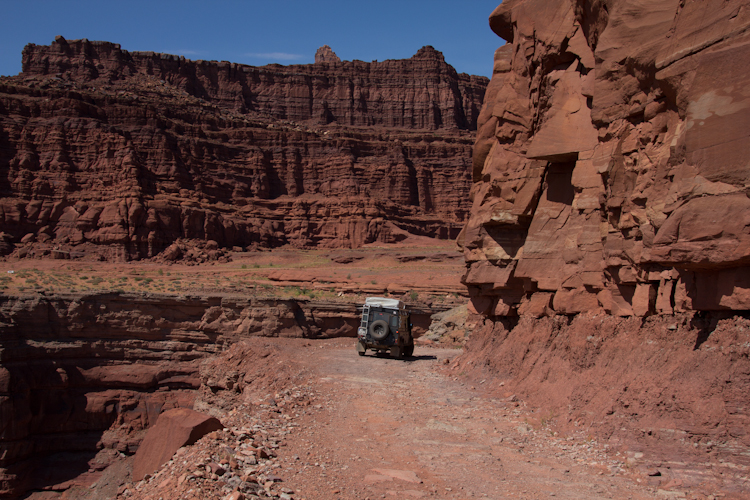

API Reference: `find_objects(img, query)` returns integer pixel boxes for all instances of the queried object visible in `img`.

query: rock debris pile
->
[121,392,317,500]
[119,338,319,500]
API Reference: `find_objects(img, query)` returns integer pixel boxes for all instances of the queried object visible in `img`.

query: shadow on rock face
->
[690,310,750,350]
[0,361,107,496]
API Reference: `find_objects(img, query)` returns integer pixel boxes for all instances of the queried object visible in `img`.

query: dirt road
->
[277,340,663,500]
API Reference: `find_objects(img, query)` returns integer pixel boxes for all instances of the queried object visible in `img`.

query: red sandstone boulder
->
[132,408,224,481]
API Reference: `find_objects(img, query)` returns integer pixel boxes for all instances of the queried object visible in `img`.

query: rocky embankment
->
[0,292,445,497]
[454,0,750,482]
[456,312,750,481]
[0,39,488,261]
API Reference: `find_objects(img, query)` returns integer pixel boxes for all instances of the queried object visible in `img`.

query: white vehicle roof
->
[364,297,404,310]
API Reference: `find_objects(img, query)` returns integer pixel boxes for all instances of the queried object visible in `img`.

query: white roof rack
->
[364,297,404,310]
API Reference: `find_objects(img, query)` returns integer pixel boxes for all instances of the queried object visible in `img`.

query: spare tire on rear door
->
[369,319,390,341]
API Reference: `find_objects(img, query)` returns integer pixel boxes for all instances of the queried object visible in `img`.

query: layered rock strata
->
[0,38,488,260]
[0,291,445,497]
[22,38,486,131]
[460,0,750,316]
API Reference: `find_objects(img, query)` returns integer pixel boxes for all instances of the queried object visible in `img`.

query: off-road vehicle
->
[356,297,414,359]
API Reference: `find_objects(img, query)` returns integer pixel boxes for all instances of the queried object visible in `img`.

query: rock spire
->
[314,45,340,63]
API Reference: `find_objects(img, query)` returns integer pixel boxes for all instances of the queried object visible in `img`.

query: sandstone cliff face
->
[22,38,486,131]
[455,0,750,484]
[461,0,750,316]
[0,38,488,260]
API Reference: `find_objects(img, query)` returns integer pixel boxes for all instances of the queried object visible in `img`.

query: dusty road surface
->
[277,340,663,500]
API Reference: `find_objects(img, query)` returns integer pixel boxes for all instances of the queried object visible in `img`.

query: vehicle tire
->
[403,344,414,357]
[369,319,390,341]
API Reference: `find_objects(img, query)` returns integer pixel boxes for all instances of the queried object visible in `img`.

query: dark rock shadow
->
[404,354,438,362]
[691,312,716,350]
[362,352,437,362]
[19,449,102,498]
[690,311,749,350]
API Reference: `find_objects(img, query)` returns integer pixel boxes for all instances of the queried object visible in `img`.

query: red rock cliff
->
[461,0,750,315]
[454,1,750,487]
[0,38,488,260]
[22,38,486,131]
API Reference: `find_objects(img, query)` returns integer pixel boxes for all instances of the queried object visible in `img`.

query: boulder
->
[132,408,224,481]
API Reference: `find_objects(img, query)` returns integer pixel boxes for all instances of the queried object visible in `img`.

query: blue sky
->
[1,1,504,78]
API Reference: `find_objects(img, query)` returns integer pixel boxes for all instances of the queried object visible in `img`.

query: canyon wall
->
[456,0,750,485]
[21,38,487,131]
[0,39,488,261]
[461,0,750,316]
[0,291,442,496]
